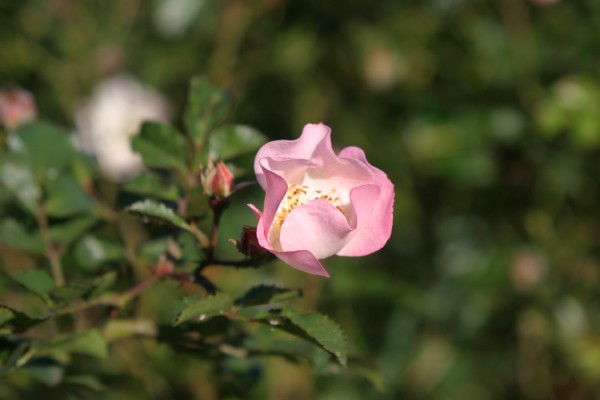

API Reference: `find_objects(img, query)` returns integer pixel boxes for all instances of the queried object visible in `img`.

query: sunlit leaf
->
[0,218,45,255]
[23,357,65,386]
[13,269,55,305]
[0,305,48,333]
[0,341,33,378]
[49,282,93,304]
[131,122,188,172]
[12,121,76,179]
[127,199,190,230]
[49,216,99,246]
[0,307,14,326]
[64,374,107,391]
[184,77,233,142]
[122,171,180,201]
[45,175,98,217]
[87,271,118,298]
[73,235,124,271]
[172,293,234,326]
[41,329,108,358]
[209,124,267,160]
[0,154,40,214]
[253,309,348,366]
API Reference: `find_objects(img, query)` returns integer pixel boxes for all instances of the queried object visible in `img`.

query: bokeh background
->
[2,0,600,398]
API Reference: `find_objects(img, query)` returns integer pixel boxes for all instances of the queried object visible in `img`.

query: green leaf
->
[127,199,190,230]
[0,154,40,214]
[24,358,65,386]
[49,282,93,304]
[45,175,98,217]
[184,77,232,142]
[12,121,76,179]
[0,307,14,326]
[138,237,170,263]
[88,271,118,298]
[244,325,320,360]
[73,235,125,271]
[131,122,188,172]
[208,124,267,160]
[122,172,180,201]
[13,269,55,305]
[172,293,234,326]
[0,304,48,332]
[0,218,45,255]
[41,329,108,358]
[177,231,203,266]
[235,285,302,307]
[254,309,348,366]
[0,342,33,378]
[49,216,99,246]
[64,374,106,391]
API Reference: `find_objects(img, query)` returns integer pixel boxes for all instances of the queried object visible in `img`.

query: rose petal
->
[247,204,262,219]
[338,146,368,163]
[339,146,389,181]
[337,183,394,257]
[254,123,334,188]
[258,161,289,239]
[279,199,353,259]
[268,248,330,277]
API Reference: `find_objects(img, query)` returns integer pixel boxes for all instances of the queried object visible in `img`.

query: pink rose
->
[249,123,394,277]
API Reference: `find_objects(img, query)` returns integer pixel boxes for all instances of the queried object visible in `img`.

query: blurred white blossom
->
[74,75,170,181]
[153,0,206,38]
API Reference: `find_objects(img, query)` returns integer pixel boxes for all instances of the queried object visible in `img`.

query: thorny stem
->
[36,204,64,287]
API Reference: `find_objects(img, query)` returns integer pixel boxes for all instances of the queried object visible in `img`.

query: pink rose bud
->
[248,123,395,277]
[0,87,37,131]
[236,226,268,259]
[200,158,234,198]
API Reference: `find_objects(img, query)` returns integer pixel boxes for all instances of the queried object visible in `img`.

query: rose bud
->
[200,158,234,198]
[248,123,394,277]
[0,87,37,131]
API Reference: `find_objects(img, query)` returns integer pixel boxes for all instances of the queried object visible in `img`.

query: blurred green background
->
[2,0,600,398]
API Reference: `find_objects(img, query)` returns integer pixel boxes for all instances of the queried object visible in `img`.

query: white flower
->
[74,74,170,181]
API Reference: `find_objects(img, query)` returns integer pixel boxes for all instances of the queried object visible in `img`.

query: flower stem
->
[36,204,64,287]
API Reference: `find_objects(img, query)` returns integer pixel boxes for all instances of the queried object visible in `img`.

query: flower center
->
[274,184,345,228]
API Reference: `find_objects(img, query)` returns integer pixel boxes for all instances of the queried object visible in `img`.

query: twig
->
[35,204,64,286]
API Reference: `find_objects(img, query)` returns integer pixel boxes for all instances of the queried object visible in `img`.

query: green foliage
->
[131,121,189,173]
[127,199,190,230]
[172,293,234,325]
[185,77,233,142]
[208,124,267,160]
[7,0,600,397]
[0,71,347,399]
[0,219,45,255]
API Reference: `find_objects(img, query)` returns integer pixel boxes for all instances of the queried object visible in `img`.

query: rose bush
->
[249,123,394,277]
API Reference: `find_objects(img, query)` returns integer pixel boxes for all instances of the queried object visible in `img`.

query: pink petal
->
[339,146,389,180]
[254,212,330,277]
[254,123,334,188]
[247,204,262,220]
[258,160,289,239]
[268,248,330,277]
[338,146,368,163]
[255,216,270,250]
[279,199,353,259]
[337,183,394,257]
